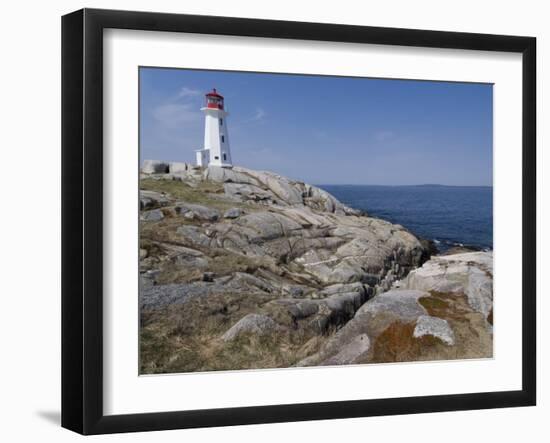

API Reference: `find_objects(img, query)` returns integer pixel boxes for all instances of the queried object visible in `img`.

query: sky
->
[139,67,493,186]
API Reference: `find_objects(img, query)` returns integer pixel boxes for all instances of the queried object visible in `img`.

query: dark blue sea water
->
[319,185,493,251]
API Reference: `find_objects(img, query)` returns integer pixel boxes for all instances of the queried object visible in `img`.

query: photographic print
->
[138,68,493,375]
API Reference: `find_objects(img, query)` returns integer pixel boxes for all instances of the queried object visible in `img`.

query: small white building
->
[195,89,233,168]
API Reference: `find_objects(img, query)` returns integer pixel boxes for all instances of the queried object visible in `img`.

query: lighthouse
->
[195,89,233,168]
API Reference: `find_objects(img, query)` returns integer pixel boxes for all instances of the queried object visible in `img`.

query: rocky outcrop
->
[263,283,368,334]
[297,253,493,367]
[176,205,423,288]
[399,251,493,321]
[297,289,429,366]
[139,163,492,374]
[140,164,426,293]
[204,165,360,215]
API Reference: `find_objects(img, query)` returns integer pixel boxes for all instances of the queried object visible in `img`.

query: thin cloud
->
[176,87,202,99]
[152,103,200,128]
[247,107,266,122]
[151,86,203,128]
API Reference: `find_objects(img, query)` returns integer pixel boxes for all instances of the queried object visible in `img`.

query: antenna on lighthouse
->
[195,88,233,168]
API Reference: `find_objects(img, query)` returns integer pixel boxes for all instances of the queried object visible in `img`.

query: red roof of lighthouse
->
[205,88,224,99]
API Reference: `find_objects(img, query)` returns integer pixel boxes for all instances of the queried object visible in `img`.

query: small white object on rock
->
[413,315,455,346]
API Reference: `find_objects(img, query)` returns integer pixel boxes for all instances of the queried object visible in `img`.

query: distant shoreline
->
[315,183,493,188]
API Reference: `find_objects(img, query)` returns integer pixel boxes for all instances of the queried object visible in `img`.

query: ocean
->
[319,185,493,252]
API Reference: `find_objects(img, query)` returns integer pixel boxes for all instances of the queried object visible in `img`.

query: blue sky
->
[140,68,493,186]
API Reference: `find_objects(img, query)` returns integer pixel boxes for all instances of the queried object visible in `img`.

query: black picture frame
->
[61,8,537,435]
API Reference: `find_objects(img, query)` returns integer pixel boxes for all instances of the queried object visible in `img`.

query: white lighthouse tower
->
[195,89,233,168]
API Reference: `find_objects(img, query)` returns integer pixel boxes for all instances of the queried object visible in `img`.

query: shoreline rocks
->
[139,163,493,373]
[399,251,493,321]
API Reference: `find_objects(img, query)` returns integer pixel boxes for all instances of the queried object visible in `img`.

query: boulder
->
[140,190,171,209]
[221,314,281,341]
[140,209,164,222]
[402,251,493,320]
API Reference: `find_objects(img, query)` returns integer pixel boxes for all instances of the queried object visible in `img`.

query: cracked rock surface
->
[139,164,492,374]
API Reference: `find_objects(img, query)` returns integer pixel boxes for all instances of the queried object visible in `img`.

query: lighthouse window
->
[219,118,223,126]
[223,153,227,161]
[214,156,219,160]
[221,135,225,143]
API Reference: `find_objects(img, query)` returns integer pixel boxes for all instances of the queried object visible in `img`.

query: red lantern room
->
[205,88,224,110]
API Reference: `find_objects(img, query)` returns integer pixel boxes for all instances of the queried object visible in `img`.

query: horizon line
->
[315,183,493,188]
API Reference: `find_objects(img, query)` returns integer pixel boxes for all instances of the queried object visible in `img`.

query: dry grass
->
[140,214,197,245]
[139,291,322,374]
[208,249,280,276]
[140,178,255,211]
[141,177,223,199]
[143,241,281,285]
[139,238,166,260]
